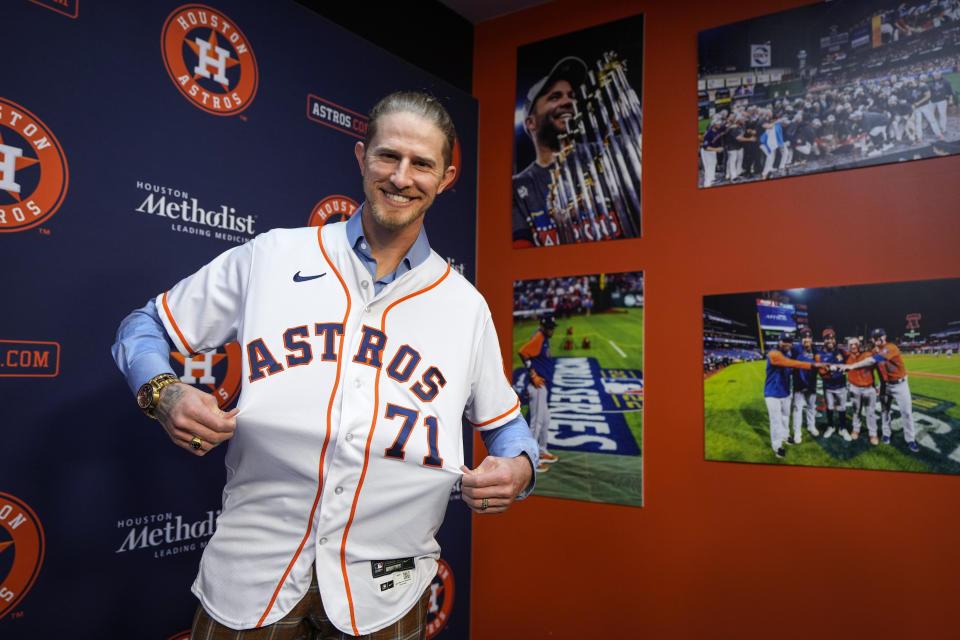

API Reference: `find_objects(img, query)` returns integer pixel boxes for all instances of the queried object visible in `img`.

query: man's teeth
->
[384,192,412,203]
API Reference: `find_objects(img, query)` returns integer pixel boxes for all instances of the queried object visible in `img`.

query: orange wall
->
[470,0,960,637]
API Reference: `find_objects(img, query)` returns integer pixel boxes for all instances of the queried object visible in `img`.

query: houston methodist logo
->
[0,99,68,233]
[426,558,455,638]
[161,5,258,116]
[170,342,242,409]
[308,195,359,227]
[0,493,45,621]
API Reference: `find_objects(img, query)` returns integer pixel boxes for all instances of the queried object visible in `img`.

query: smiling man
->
[112,91,538,639]
[511,57,587,248]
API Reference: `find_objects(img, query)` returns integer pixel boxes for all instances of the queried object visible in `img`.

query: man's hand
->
[154,383,239,456]
[529,370,545,388]
[460,455,533,514]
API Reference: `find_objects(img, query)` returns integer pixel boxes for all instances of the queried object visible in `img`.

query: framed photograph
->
[513,271,643,506]
[698,0,960,188]
[704,278,960,474]
[513,14,644,248]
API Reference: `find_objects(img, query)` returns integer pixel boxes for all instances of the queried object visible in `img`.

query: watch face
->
[137,383,154,410]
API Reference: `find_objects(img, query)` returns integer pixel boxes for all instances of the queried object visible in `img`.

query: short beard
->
[368,199,425,231]
[535,118,563,152]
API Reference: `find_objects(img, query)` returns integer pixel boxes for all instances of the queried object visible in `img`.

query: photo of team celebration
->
[698,0,960,188]
[513,271,644,505]
[703,278,960,475]
[512,14,643,247]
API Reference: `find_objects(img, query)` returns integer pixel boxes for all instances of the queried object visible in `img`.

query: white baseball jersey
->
[156,223,521,634]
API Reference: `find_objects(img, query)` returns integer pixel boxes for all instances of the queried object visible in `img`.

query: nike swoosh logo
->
[293,271,326,282]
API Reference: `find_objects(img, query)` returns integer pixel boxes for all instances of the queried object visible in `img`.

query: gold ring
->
[190,435,203,450]
[481,497,488,511]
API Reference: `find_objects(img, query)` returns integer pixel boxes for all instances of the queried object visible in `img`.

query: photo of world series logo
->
[161,5,259,116]
[0,98,68,233]
[170,342,242,409]
[0,492,45,621]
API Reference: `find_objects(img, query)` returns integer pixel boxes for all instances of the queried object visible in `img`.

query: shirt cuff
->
[480,416,539,499]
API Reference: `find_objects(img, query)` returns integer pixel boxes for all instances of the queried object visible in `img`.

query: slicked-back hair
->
[365,91,457,169]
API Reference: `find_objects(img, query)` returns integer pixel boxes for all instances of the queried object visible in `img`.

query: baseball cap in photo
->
[779,332,795,343]
[822,327,836,338]
[524,56,588,115]
[871,327,886,338]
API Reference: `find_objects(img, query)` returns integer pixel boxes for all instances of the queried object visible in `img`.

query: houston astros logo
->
[426,558,455,638]
[0,493,45,620]
[0,99,68,233]
[308,195,359,227]
[161,5,258,116]
[170,341,242,409]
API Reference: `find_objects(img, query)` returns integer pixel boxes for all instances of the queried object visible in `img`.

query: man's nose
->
[390,159,414,189]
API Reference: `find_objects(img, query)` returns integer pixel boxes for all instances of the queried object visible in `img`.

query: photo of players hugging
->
[512,13,643,248]
[698,0,960,189]
[703,278,960,475]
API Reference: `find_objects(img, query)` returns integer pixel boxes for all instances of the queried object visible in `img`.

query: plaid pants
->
[191,573,431,640]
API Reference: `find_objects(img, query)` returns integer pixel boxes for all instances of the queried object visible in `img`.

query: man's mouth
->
[382,190,414,204]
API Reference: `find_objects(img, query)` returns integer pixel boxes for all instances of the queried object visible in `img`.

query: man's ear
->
[437,165,457,194]
[354,141,366,176]
[524,114,536,136]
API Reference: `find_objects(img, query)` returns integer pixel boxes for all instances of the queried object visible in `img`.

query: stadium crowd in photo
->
[698,0,960,187]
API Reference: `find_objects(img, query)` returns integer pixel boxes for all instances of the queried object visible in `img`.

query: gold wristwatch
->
[137,373,181,418]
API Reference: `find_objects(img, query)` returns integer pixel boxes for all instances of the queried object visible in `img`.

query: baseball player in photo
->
[512,57,587,248]
[870,328,919,451]
[517,315,559,471]
[790,328,821,442]
[842,336,882,444]
[764,332,827,458]
[112,91,538,639]
[817,327,852,441]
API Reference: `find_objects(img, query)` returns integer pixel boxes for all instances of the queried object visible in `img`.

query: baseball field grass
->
[513,308,643,506]
[705,355,960,474]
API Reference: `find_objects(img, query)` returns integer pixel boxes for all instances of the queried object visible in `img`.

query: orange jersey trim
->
[340,263,451,635]
[517,331,545,361]
[256,226,350,628]
[161,291,196,356]
[469,397,521,427]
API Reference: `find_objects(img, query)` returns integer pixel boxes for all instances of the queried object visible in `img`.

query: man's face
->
[525,79,576,152]
[802,336,813,350]
[779,340,793,352]
[825,335,836,350]
[543,325,555,338]
[354,111,456,232]
[874,333,887,347]
[848,338,860,354]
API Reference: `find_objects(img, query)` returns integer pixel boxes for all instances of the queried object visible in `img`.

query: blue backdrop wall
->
[0,2,478,638]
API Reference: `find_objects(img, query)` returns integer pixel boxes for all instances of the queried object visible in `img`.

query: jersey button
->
[353,379,361,388]
[335,486,344,495]
[345,433,354,442]
[319,537,328,545]
[361,281,369,289]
